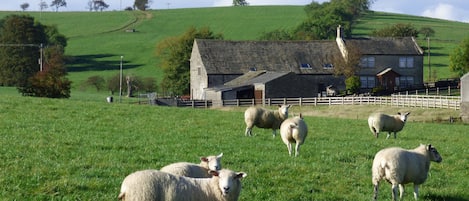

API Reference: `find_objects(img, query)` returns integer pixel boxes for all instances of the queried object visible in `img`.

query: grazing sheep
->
[279,114,308,157]
[118,169,247,201]
[326,85,338,96]
[244,104,291,137]
[372,144,442,201]
[368,112,410,139]
[160,153,223,178]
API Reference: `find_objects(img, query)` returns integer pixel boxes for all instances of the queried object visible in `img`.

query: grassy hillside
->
[1,95,468,200]
[1,6,468,99]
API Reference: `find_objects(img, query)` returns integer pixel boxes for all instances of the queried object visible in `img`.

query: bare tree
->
[87,0,109,11]
[50,0,67,12]
[233,0,249,6]
[39,0,48,11]
[20,3,29,11]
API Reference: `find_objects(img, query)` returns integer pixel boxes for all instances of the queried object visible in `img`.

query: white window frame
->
[399,57,414,68]
[360,76,375,88]
[360,57,375,68]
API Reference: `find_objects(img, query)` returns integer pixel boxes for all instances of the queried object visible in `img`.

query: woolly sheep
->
[160,153,223,178]
[372,144,442,201]
[368,112,410,139]
[244,104,291,137]
[279,114,308,157]
[117,169,247,201]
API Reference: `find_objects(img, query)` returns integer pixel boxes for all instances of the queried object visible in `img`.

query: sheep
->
[372,144,442,201]
[368,112,410,139]
[160,153,223,178]
[117,169,247,201]
[279,113,308,157]
[244,104,291,137]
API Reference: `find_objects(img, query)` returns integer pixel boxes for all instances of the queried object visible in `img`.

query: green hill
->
[1,6,468,98]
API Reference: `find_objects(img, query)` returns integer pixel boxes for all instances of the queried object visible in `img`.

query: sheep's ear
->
[217,153,223,158]
[278,104,282,108]
[200,157,209,162]
[235,172,247,179]
[397,112,401,115]
[299,113,303,118]
[209,170,219,177]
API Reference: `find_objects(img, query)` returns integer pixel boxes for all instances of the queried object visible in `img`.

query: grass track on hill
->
[1,96,468,200]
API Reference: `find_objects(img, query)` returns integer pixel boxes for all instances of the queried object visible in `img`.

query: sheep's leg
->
[413,184,419,200]
[373,183,379,201]
[393,132,397,139]
[295,143,300,157]
[386,132,392,139]
[391,183,399,201]
[271,129,276,137]
[245,127,252,136]
[399,184,405,200]
[287,143,292,156]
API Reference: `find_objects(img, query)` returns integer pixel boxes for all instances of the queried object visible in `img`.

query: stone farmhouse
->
[190,26,424,101]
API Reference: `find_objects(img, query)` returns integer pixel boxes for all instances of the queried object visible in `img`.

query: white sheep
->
[279,113,308,157]
[160,153,223,178]
[244,104,291,137]
[118,169,247,201]
[368,112,410,139]
[372,144,442,201]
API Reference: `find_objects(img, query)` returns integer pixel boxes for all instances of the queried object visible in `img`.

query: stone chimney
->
[335,25,347,61]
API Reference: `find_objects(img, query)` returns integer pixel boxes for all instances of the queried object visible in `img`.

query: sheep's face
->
[201,153,223,171]
[397,112,411,122]
[427,145,443,163]
[278,104,291,118]
[211,170,247,196]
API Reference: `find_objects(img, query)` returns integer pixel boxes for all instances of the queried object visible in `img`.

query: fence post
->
[299,97,302,106]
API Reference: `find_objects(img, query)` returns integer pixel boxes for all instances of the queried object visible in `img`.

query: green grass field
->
[1,95,468,200]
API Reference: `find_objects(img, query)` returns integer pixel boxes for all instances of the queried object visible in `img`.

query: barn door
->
[254,90,263,105]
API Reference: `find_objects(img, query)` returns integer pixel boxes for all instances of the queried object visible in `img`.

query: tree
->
[419,26,435,38]
[371,23,419,37]
[50,0,67,12]
[233,0,249,6]
[19,45,71,98]
[39,0,48,11]
[20,3,29,11]
[449,37,469,77]
[87,0,109,12]
[134,0,151,11]
[156,27,223,96]
[83,75,105,91]
[259,29,293,40]
[333,44,362,78]
[0,15,47,86]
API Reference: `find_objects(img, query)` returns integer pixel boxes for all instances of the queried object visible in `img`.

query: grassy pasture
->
[1,96,468,200]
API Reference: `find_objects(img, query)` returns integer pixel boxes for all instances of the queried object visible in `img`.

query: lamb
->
[118,169,247,201]
[279,113,308,157]
[368,112,410,139]
[160,153,223,178]
[372,144,442,201]
[244,104,291,137]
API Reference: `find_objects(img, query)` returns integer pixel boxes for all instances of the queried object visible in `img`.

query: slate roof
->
[194,39,341,75]
[209,71,292,92]
[344,37,424,55]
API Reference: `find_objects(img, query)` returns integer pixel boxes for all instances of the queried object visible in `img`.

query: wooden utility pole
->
[427,37,431,82]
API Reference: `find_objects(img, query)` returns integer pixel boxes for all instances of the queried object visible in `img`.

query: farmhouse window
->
[323,63,333,69]
[399,76,414,88]
[301,63,312,69]
[360,76,375,88]
[399,57,414,68]
[360,57,375,68]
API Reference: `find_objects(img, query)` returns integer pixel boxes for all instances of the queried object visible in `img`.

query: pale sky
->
[1,0,468,23]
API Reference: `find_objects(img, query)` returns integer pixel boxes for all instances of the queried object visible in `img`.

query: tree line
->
[20,0,153,12]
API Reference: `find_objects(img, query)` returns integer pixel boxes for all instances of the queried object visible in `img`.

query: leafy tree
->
[449,37,469,77]
[0,15,47,86]
[156,26,223,96]
[83,75,105,91]
[233,0,249,6]
[345,75,360,95]
[134,0,151,11]
[20,3,30,11]
[371,23,419,37]
[50,0,67,12]
[419,26,435,38]
[87,0,109,11]
[19,46,71,98]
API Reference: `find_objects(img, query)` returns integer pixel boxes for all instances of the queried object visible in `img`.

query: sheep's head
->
[397,112,411,122]
[200,153,223,171]
[427,144,443,163]
[210,169,247,196]
[278,104,291,118]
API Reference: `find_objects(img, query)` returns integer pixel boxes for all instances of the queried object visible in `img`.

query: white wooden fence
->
[178,94,461,110]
